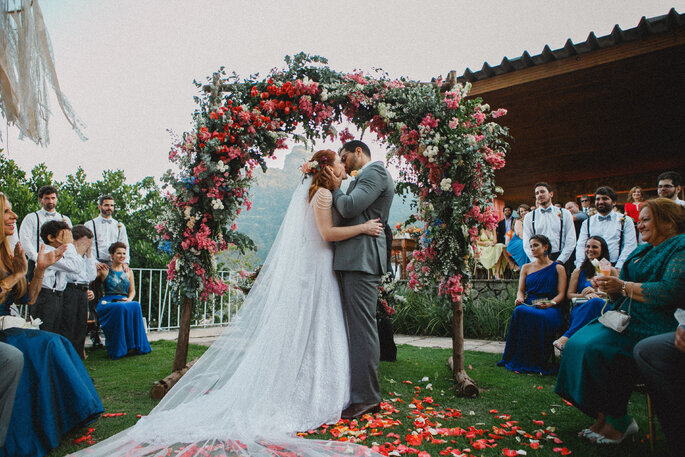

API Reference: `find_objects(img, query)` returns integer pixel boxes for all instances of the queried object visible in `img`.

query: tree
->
[0,150,170,268]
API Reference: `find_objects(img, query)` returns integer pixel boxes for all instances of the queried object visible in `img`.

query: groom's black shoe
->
[341,402,381,419]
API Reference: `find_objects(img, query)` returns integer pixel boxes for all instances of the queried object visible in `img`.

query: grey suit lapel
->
[347,178,358,194]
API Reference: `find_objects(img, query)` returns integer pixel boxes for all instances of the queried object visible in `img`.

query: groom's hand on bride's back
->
[323,168,342,189]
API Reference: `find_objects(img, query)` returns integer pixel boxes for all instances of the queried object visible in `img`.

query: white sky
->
[1,0,682,183]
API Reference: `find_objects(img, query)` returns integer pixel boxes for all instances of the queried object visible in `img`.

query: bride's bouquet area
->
[157,53,509,304]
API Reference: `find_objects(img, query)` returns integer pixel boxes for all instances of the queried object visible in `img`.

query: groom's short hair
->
[341,140,371,158]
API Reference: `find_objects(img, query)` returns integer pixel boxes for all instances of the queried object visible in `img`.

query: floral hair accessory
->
[300,160,321,176]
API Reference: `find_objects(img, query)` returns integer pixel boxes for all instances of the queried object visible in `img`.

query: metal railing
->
[131,268,245,332]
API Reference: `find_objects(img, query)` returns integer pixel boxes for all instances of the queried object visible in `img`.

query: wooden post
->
[172,296,194,372]
[449,298,479,397]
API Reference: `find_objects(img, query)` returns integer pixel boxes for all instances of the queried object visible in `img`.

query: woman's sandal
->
[553,339,565,352]
[592,419,638,445]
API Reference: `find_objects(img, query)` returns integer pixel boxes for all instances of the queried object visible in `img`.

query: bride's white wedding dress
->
[70,177,379,457]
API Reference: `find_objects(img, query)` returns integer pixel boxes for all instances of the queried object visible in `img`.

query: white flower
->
[216,161,227,173]
[211,199,224,210]
[465,134,477,145]
[319,88,329,101]
[480,103,490,111]
[440,178,452,191]
[423,145,439,159]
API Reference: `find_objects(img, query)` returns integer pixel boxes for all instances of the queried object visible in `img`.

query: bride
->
[69,149,384,457]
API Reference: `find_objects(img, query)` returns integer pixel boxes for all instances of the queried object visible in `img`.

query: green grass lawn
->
[49,341,669,456]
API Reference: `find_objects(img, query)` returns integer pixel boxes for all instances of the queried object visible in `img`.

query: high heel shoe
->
[594,419,638,445]
[578,428,601,440]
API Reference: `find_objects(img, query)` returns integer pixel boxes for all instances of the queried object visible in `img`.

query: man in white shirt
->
[29,221,84,333]
[574,186,637,271]
[61,225,97,358]
[657,171,685,206]
[84,194,129,349]
[84,194,130,268]
[522,182,576,267]
[18,185,72,273]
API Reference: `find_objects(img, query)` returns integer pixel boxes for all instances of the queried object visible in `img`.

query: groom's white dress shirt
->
[522,205,576,263]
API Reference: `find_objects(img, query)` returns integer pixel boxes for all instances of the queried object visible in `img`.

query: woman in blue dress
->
[96,241,151,359]
[553,236,618,351]
[506,204,531,269]
[0,193,103,457]
[498,234,566,374]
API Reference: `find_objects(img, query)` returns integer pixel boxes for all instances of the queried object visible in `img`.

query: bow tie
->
[540,207,553,214]
[597,215,612,222]
[102,218,113,224]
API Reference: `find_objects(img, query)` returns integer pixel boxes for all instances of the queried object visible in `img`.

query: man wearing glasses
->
[579,195,593,215]
[657,171,684,206]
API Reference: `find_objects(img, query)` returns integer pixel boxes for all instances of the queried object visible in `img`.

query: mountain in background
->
[235,145,416,261]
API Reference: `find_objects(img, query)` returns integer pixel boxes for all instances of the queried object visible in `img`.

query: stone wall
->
[468,279,517,304]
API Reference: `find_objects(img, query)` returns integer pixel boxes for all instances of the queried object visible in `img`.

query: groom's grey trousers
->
[339,270,382,404]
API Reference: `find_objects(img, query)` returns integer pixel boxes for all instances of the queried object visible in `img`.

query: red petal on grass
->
[402,380,413,384]
[418,452,431,457]
[533,420,544,425]
[553,437,563,444]
[562,399,573,406]
[537,386,543,390]
[502,450,517,457]
[489,409,499,414]
[530,442,540,450]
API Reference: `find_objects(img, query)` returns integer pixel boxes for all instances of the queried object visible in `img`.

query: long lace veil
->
[69,177,379,457]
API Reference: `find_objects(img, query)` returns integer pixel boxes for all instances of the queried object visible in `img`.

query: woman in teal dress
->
[553,236,618,350]
[96,242,151,359]
[555,198,685,445]
[0,193,102,457]
[497,234,567,374]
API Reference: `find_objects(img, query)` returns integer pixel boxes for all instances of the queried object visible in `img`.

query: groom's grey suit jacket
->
[332,161,394,274]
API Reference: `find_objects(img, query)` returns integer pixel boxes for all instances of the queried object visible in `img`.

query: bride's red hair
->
[308,149,338,202]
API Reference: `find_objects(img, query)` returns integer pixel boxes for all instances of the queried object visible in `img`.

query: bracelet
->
[621,281,627,296]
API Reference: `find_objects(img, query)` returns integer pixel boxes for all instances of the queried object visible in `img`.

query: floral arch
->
[158,53,509,392]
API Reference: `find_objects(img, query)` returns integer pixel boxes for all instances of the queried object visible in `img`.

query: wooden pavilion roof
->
[455,8,685,205]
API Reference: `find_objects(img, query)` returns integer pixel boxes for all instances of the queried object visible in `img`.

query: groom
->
[326,140,394,419]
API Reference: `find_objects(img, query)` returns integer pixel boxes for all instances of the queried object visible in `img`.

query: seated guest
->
[96,242,151,359]
[553,236,618,351]
[475,228,508,278]
[61,225,97,358]
[29,221,84,333]
[624,186,644,222]
[497,234,567,374]
[506,204,531,269]
[555,198,685,445]
[634,319,685,456]
[0,192,102,457]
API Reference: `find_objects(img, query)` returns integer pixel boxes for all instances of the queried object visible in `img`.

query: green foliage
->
[0,151,170,268]
[391,281,518,340]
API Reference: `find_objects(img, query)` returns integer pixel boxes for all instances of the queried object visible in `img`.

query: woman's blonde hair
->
[0,193,27,300]
[307,149,338,202]
[626,186,643,203]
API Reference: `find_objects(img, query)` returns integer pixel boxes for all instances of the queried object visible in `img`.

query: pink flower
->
[448,117,459,129]
[419,114,439,130]
[492,108,508,118]
[339,128,355,143]
[472,110,486,125]
[443,91,462,109]
[451,182,464,196]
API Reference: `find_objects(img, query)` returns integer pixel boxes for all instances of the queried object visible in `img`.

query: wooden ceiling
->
[458,11,685,205]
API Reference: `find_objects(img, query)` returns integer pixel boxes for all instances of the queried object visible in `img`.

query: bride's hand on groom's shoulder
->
[362,218,384,237]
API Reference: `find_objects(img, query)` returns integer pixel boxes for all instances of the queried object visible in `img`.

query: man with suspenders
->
[84,194,130,349]
[574,186,637,271]
[19,186,72,277]
[522,182,577,272]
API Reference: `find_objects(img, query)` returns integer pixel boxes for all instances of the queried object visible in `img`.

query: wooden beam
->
[467,31,685,96]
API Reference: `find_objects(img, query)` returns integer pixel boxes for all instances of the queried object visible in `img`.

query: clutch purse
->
[598,282,632,333]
